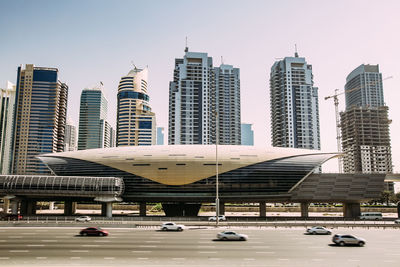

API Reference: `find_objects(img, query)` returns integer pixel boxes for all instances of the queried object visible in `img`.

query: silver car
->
[217,231,248,241]
[307,226,331,235]
[75,216,91,222]
[332,234,366,246]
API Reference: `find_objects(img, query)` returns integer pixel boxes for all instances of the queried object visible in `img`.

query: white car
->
[161,222,185,231]
[217,231,248,241]
[306,226,332,235]
[208,215,226,221]
[332,234,366,246]
[75,216,91,222]
[394,218,400,224]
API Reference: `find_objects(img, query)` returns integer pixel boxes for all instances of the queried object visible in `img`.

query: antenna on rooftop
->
[295,44,299,57]
[185,36,189,52]
[131,61,137,70]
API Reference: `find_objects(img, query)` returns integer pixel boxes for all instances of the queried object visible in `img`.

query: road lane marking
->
[137,258,149,260]
[172,258,185,260]
[10,236,22,238]
[21,233,35,235]
[312,259,324,261]
[0,240,6,242]
[139,245,157,248]
[348,259,360,262]
[55,236,68,238]
[252,246,271,248]
[145,240,161,243]
[27,244,45,247]
[36,257,47,259]
[94,240,111,242]
[0,257,10,259]
[209,258,221,260]
[198,241,211,243]
[249,241,263,244]
[81,245,100,247]
[9,250,29,252]
[132,251,151,253]
[104,257,115,260]
[70,257,81,259]
[41,240,57,242]
[197,246,215,248]
[244,258,255,261]
[70,250,89,252]
[198,251,217,254]
[256,251,276,254]
[278,258,289,261]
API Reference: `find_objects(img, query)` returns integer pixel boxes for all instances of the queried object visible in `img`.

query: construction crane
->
[325,76,393,173]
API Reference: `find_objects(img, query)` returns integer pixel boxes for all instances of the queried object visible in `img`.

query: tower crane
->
[325,76,393,173]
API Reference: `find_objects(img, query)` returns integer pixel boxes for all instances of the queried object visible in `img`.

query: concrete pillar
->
[20,200,28,215]
[101,203,107,216]
[139,202,146,217]
[343,203,361,218]
[64,201,76,216]
[11,201,18,215]
[106,202,112,218]
[219,202,225,215]
[301,203,309,218]
[49,202,55,210]
[27,200,36,215]
[397,202,400,218]
[2,198,10,213]
[259,201,266,217]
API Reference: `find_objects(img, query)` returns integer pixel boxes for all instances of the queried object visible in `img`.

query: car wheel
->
[177,227,183,231]
[162,227,167,231]
[312,232,316,235]
[99,233,103,236]
[358,242,365,247]
[339,241,345,246]
[240,237,245,241]
[82,232,88,236]
[222,237,228,241]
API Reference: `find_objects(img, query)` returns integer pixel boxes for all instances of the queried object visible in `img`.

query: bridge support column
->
[397,202,400,218]
[2,198,9,213]
[10,200,18,215]
[106,202,112,218]
[219,202,225,215]
[343,203,360,218]
[49,202,55,210]
[139,202,146,217]
[64,201,76,216]
[259,201,266,217]
[101,203,107,216]
[301,203,309,218]
[27,200,36,215]
[20,200,28,216]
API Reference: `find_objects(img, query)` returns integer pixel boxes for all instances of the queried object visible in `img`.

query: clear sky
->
[1,0,399,174]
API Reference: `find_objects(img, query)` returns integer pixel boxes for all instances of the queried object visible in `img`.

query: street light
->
[215,111,220,227]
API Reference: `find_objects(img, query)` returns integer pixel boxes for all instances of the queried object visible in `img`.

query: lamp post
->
[215,111,219,227]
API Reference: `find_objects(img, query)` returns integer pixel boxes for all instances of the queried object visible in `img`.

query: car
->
[306,226,332,235]
[79,227,108,236]
[161,222,185,231]
[217,231,248,241]
[394,218,400,224]
[1,214,22,221]
[332,234,366,246]
[75,216,92,222]
[208,215,226,221]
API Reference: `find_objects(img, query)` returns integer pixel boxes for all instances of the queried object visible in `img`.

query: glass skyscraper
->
[12,64,68,175]
[117,67,156,146]
[78,87,112,150]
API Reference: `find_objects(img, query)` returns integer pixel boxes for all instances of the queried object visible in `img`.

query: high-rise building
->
[270,52,320,150]
[78,87,112,150]
[241,123,254,146]
[345,64,384,109]
[214,64,241,145]
[341,64,392,186]
[0,81,16,174]
[157,127,164,145]
[117,67,156,146]
[12,64,68,175]
[168,48,241,145]
[64,118,77,151]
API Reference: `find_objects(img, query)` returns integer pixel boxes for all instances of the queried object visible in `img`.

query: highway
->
[0,226,400,266]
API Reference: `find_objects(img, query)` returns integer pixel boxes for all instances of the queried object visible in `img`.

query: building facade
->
[78,87,112,150]
[12,64,68,175]
[117,67,156,146]
[64,119,77,151]
[270,53,320,150]
[0,82,16,174]
[157,127,164,145]
[341,64,392,182]
[241,123,254,146]
[168,48,241,145]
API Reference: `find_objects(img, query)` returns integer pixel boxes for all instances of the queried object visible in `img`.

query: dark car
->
[1,214,23,221]
[79,227,108,236]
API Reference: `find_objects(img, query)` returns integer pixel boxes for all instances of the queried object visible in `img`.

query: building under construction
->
[340,106,392,176]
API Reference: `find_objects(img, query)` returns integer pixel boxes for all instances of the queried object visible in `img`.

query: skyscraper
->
[117,67,156,146]
[241,123,254,146]
[168,48,241,145]
[78,87,112,150]
[214,64,241,145]
[64,118,77,151]
[12,64,68,175]
[157,127,164,145]
[341,64,392,181]
[0,81,16,174]
[270,52,320,150]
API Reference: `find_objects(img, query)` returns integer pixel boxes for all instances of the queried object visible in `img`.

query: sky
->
[0,0,399,174]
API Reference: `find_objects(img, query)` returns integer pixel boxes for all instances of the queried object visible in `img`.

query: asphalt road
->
[0,227,399,266]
